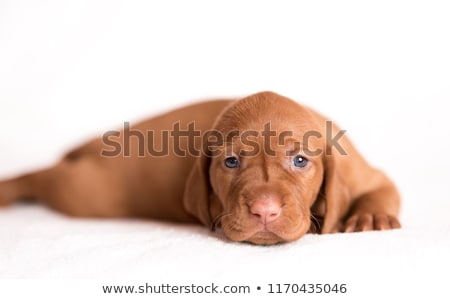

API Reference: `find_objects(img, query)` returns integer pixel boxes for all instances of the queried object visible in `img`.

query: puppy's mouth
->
[246,228,285,245]
[220,218,310,245]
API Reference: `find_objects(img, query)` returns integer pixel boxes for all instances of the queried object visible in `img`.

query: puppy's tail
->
[0,168,53,207]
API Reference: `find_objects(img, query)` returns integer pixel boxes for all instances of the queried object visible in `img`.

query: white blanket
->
[1,196,449,298]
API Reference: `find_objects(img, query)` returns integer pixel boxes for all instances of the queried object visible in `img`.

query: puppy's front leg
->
[343,182,401,232]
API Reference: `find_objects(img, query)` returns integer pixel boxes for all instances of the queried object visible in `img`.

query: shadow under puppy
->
[0,91,400,245]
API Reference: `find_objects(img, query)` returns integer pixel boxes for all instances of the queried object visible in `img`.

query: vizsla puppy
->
[0,91,400,245]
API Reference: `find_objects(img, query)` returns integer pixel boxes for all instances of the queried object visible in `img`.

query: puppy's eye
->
[224,157,240,168]
[293,155,308,168]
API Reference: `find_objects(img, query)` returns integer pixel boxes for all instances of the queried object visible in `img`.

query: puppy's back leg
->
[0,158,124,217]
[0,167,55,207]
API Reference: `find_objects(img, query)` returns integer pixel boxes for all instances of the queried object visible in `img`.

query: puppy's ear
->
[319,147,351,233]
[183,153,214,228]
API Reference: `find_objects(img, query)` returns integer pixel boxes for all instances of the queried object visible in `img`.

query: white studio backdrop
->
[0,0,449,297]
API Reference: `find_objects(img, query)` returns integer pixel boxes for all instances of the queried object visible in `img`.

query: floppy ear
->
[319,147,352,233]
[183,153,214,228]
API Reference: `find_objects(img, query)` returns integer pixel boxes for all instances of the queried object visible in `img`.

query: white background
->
[1,0,449,298]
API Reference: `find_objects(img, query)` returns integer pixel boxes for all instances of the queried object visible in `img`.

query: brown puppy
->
[0,91,400,245]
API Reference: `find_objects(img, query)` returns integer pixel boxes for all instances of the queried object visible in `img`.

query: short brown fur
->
[0,92,400,245]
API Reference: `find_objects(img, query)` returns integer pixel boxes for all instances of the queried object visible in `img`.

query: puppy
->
[0,91,400,245]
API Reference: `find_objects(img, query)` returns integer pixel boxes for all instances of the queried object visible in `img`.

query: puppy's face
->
[208,96,325,245]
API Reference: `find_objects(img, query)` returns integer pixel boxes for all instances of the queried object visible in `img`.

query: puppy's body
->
[0,92,400,244]
[0,100,231,221]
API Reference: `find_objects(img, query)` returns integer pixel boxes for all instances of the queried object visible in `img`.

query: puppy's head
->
[184,91,348,245]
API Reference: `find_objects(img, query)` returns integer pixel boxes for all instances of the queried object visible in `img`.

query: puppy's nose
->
[250,200,281,224]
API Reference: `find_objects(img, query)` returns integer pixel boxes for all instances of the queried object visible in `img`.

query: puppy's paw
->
[343,213,400,233]
[0,185,14,207]
[0,197,11,207]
